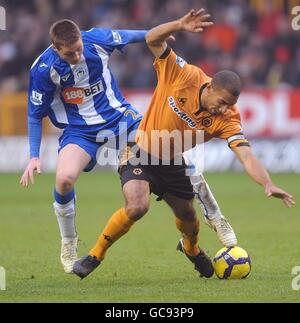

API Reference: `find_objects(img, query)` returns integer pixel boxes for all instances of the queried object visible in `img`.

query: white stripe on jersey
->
[51,91,69,124]
[50,66,61,85]
[94,45,126,114]
[71,54,106,126]
[50,67,68,124]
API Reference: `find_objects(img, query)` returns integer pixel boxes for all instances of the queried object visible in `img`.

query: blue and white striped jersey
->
[28,28,146,134]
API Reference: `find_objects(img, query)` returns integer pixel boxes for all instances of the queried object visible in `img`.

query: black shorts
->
[119,158,195,201]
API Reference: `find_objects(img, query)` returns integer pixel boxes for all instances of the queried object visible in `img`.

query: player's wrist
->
[176,19,185,32]
[264,181,274,190]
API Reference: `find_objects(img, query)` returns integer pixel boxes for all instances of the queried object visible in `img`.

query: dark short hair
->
[212,70,242,97]
[49,19,81,49]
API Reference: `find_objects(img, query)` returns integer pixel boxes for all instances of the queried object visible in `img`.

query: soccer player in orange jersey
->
[73,9,295,279]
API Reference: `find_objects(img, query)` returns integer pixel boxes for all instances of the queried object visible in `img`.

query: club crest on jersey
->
[176,56,186,68]
[177,97,187,108]
[30,90,43,106]
[63,80,104,105]
[133,168,143,176]
[202,117,213,127]
[74,67,87,81]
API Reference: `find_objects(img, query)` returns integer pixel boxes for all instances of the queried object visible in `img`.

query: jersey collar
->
[195,82,209,116]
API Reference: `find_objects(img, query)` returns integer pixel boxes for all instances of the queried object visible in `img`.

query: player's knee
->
[126,202,149,221]
[56,173,76,194]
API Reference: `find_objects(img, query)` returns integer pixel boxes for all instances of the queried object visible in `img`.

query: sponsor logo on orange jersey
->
[168,96,196,129]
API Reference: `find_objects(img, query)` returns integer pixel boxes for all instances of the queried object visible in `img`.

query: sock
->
[192,174,223,221]
[175,217,200,257]
[90,208,135,261]
[53,187,77,241]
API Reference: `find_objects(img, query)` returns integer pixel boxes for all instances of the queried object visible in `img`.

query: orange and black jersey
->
[136,47,250,160]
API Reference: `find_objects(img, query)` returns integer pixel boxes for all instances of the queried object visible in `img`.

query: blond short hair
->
[49,19,81,49]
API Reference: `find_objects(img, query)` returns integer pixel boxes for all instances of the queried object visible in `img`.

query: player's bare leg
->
[73,180,150,279]
[88,179,150,259]
[163,193,214,278]
[190,174,238,247]
[54,144,91,273]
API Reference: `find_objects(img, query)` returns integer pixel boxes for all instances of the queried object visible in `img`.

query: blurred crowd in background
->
[0,0,299,93]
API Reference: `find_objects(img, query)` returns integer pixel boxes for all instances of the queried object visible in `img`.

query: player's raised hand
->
[265,183,295,208]
[179,9,213,33]
[20,158,42,187]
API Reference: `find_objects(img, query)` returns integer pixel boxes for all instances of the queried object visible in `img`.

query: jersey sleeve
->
[217,111,250,149]
[28,117,42,158]
[153,48,189,84]
[83,28,147,54]
[28,66,56,121]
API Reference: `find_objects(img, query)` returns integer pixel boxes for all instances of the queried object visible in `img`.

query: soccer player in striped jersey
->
[20,20,147,273]
[73,9,295,280]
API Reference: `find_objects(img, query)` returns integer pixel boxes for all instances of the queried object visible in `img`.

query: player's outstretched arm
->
[20,117,43,187]
[146,9,213,58]
[233,146,295,208]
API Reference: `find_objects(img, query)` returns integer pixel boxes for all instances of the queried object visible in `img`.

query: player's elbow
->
[145,31,154,45]
[145,31,160,47]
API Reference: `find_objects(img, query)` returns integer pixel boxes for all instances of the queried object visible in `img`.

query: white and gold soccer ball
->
[213,246,251,280]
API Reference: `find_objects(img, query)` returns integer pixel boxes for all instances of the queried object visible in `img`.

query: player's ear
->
[206,83,213,93]
[52,44,60,53]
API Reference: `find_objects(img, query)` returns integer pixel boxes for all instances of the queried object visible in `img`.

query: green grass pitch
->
[0,172,299,303]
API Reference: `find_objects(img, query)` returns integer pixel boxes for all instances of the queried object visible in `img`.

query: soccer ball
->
[213,247,251,280]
